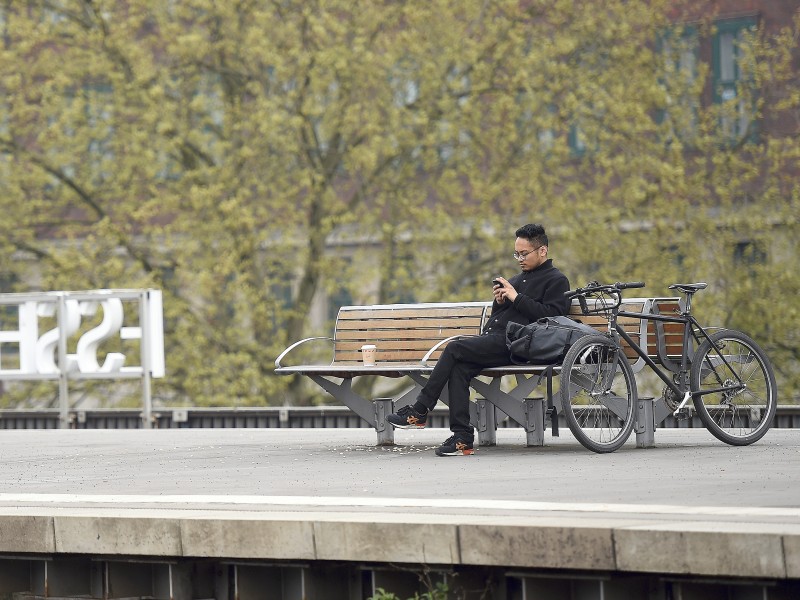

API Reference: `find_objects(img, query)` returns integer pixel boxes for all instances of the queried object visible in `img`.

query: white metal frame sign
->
[0,289,165,428]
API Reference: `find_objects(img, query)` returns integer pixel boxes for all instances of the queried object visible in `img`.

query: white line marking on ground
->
[0,493,798,518]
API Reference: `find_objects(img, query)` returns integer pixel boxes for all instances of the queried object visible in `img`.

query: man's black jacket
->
[482,259,570,335]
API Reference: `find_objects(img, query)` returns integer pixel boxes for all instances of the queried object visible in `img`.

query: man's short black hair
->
[515,223,548,248]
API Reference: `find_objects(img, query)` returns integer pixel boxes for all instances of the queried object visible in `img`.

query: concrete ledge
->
[614,527,786,579]
[54,516,183,556]
[0,516,54,553]
[181,518,316,560]
[460,523,614,570]
[314,521,459,564]
[2,509,798,581]
[783,534,800,579]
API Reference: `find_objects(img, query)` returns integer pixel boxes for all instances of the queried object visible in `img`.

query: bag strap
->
[544,364,558,437]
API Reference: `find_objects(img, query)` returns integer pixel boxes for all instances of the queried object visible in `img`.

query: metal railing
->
[1,405,798,430]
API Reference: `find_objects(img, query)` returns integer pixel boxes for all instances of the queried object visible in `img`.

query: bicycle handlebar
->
[616,281,645,290]
[564,281,646,298]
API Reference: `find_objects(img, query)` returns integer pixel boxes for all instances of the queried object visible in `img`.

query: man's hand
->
[492,277,518,304]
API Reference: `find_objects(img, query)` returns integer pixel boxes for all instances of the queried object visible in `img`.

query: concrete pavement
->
[0,427,799,580]
[1,426,798,505]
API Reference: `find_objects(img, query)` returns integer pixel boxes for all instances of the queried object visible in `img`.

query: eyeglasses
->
[513,247,542,260]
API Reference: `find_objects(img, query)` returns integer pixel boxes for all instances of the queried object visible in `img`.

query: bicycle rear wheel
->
[690,329,777,446]
[560,334,637,453]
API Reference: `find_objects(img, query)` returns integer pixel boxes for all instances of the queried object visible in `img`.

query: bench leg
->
[374,398,396,446]
[635,397,656,448]
[476,398,497,446]
[524,397,545,447]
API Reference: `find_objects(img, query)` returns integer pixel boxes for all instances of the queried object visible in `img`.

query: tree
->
[0,0,797,407]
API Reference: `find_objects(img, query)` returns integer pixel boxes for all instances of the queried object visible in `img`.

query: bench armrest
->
[421,335,467,366]
[274,337,334,368]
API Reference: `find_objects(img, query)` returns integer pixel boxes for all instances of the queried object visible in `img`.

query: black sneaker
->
[387,405,428,429]
[435,434,474,456]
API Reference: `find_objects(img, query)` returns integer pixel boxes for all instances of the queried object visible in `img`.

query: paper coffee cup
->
[360,344,377,366]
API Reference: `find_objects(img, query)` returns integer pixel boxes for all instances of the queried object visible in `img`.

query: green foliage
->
[369,589,401,600]
[0,1,797,406]
[368,581,448,600]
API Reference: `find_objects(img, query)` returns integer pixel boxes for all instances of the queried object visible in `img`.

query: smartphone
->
[492,279,502,287]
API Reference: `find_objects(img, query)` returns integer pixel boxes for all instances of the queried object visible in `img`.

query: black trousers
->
[416,333,510,436]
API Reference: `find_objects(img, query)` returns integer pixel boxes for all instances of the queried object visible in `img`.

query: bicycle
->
[559,281,778,453]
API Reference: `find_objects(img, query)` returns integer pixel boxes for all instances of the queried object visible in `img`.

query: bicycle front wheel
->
[690,329,777,446]
[560,334,637,453]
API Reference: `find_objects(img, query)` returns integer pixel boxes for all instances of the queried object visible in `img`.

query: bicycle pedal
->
[674,408,692,421]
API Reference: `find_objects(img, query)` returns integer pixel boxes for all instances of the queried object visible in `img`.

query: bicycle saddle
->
[668,282,708,293]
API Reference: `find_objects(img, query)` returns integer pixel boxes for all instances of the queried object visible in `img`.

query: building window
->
[733,240,767,276]
[568,124,587,157]
[85,83,114,183]
[658,26,699,144]
[712,17,758,143]
[733,240,766,267]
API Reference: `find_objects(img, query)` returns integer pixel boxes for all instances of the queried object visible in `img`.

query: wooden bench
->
[275,297,680,446]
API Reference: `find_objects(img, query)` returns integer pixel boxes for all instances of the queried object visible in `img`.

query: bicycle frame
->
[614,306,747,413]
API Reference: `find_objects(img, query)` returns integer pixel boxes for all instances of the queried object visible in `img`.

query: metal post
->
[476,398,497,446]
[635,397,656,448]
[374,398,395,445]
[139,291,153,429]
[524,397,545,446]
[56,294,70,429]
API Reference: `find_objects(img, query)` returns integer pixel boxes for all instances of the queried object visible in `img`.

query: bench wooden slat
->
[647,301,684,357]
[337,351,448,362]
[336,347,642,363]
[572,316,647,329]
[337,339,472,351]
[339,306,486,320]
[336,328,481,342]
[336,317,484,331]
[653,300,680,313]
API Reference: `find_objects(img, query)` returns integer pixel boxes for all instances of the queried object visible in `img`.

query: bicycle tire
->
[560,334,637,453]
[690,329,777,446]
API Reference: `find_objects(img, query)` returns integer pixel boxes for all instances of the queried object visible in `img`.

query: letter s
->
[76,298,126,373]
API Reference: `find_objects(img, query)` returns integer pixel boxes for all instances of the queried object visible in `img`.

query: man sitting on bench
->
[386,223,571,456]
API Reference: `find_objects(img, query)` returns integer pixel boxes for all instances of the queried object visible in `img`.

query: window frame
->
[711,16,759,144]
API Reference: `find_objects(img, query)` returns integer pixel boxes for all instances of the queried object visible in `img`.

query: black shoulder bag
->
[505,316,597,365]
